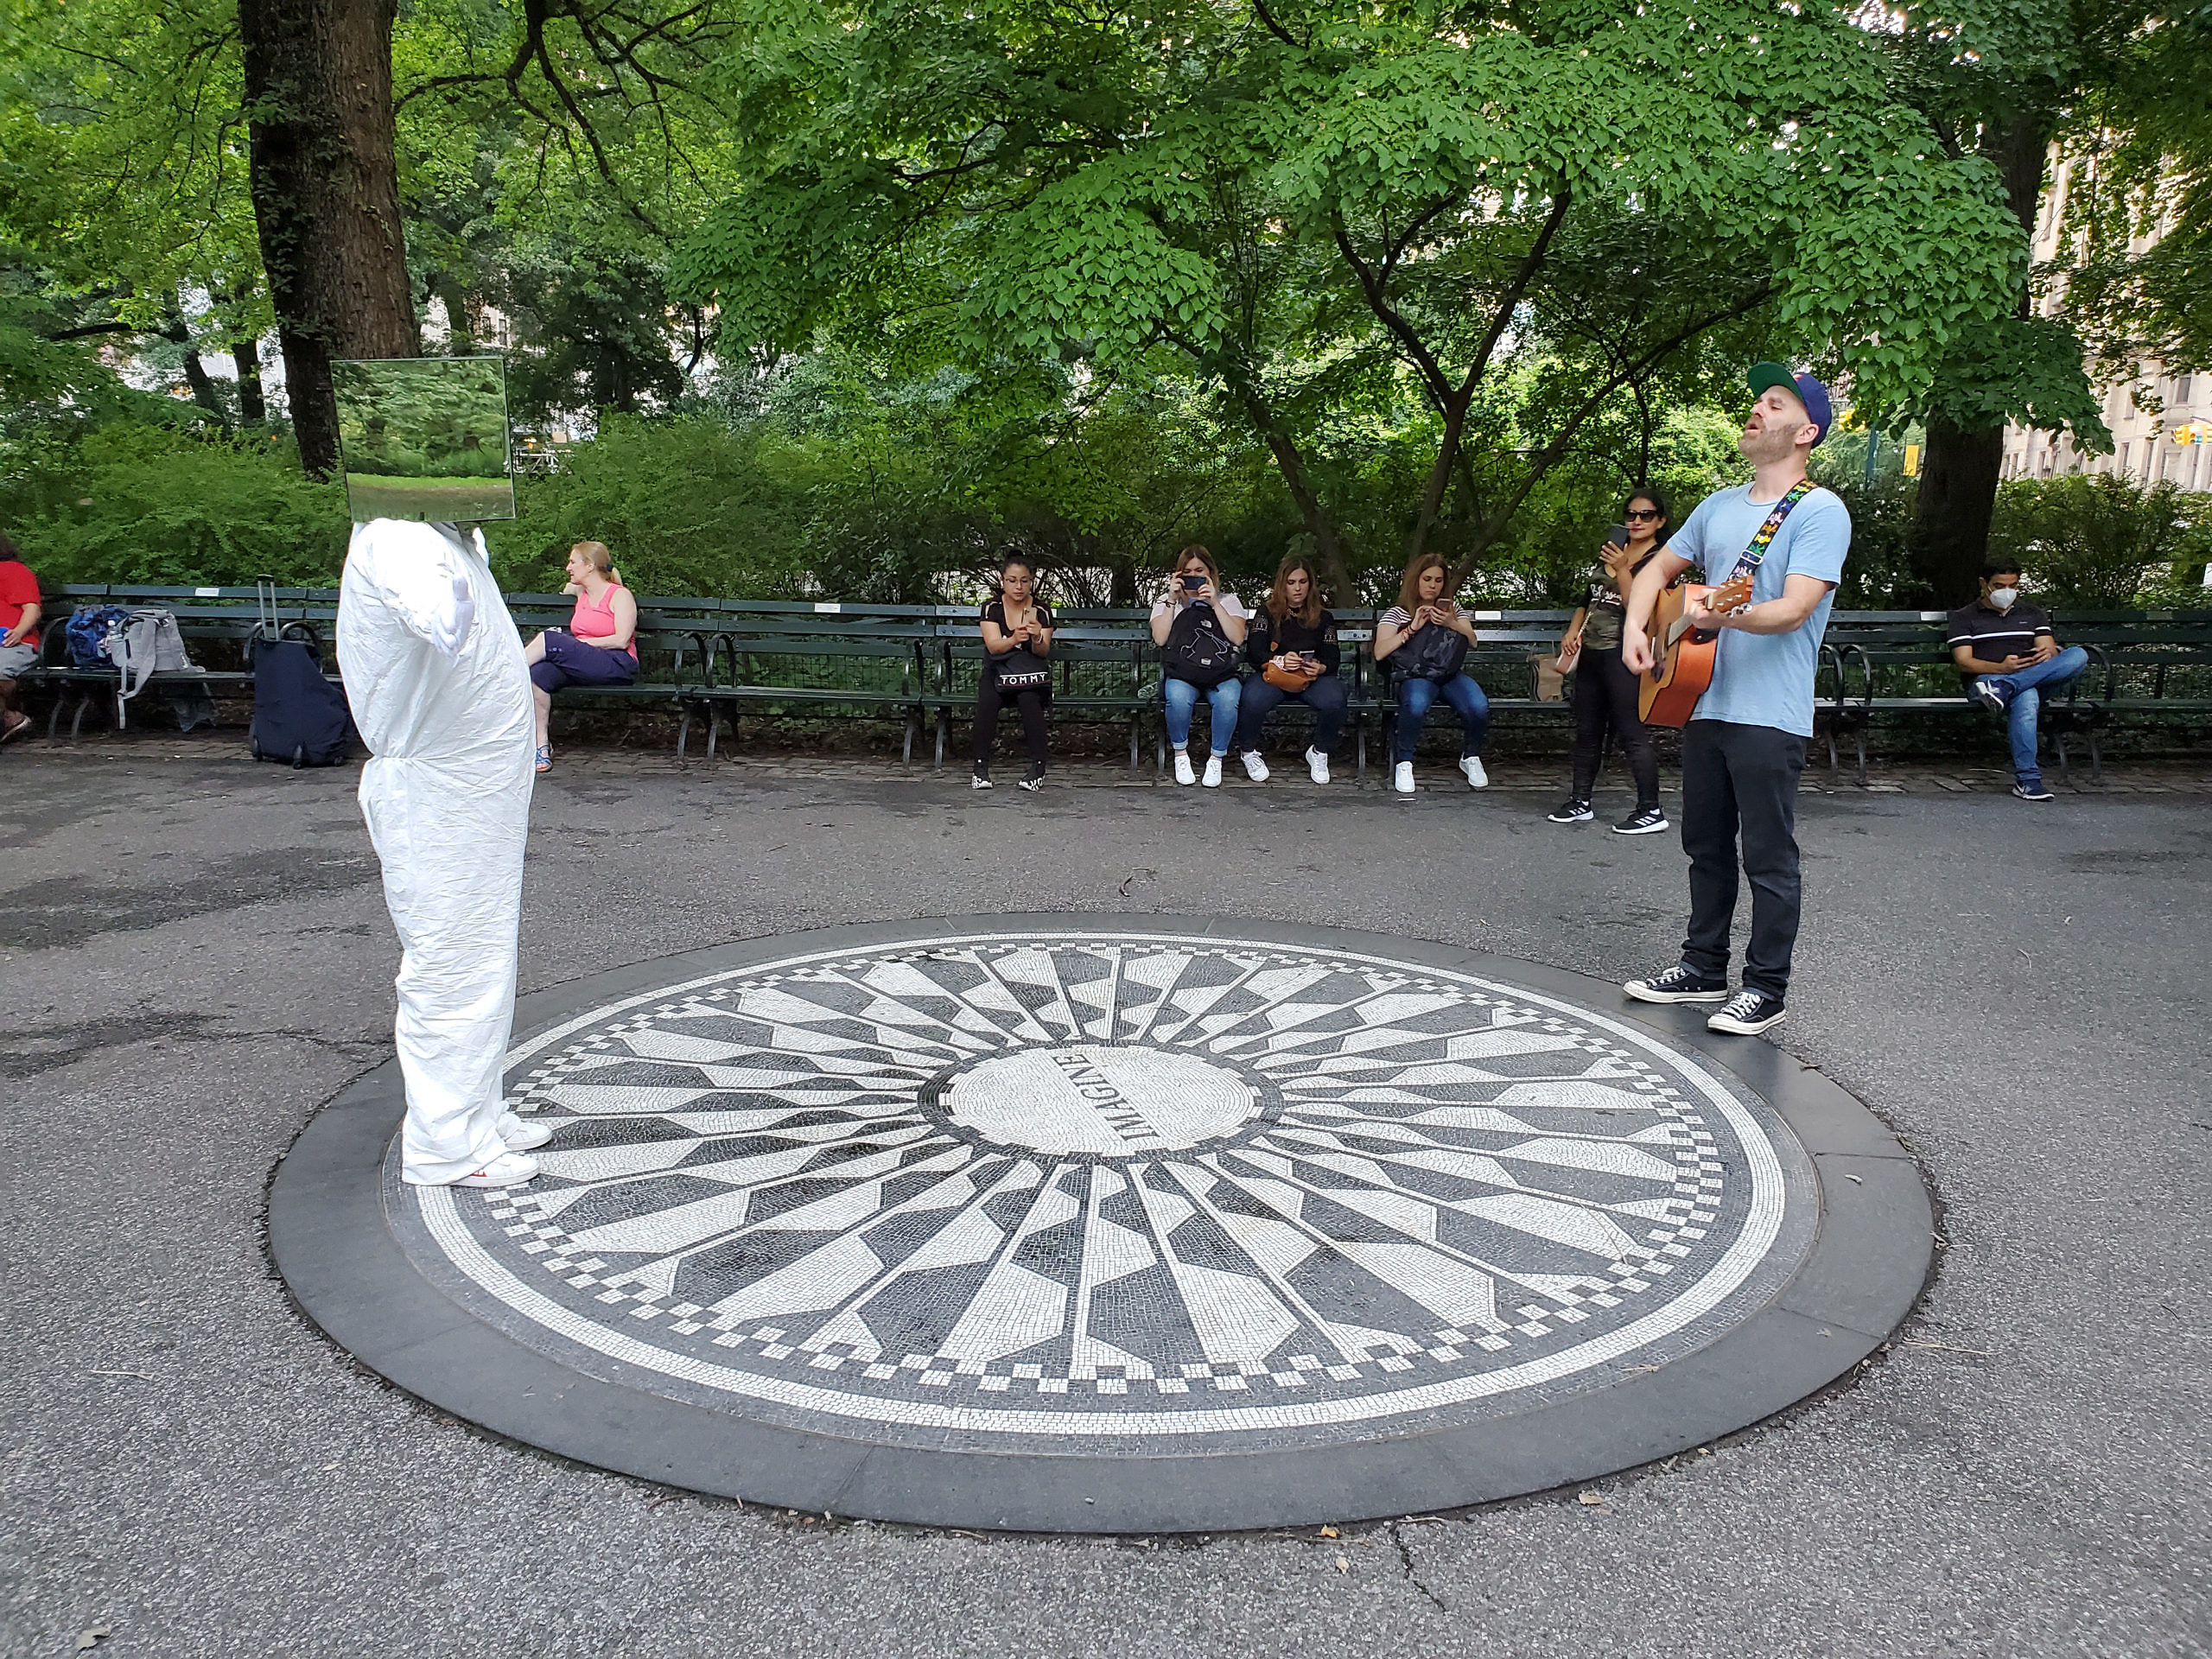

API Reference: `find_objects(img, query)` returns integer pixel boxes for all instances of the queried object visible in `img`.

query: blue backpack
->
[64,605,128,668]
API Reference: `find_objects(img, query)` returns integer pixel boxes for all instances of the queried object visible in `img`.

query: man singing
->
[1619,364,1852,1036]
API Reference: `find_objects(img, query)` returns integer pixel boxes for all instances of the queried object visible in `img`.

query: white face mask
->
[1986,585,2018,611]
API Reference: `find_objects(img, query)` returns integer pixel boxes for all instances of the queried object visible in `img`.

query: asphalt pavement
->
[3,738,2207,1658]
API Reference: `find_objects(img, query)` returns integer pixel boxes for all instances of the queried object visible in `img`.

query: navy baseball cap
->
[1747,362,1833,448]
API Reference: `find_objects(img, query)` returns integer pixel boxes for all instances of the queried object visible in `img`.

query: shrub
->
[1990,474,2212,610]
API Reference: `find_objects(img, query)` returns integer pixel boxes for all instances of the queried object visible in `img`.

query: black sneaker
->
[1612,804,1669,836]
[2011,780,2055,801]
[1707,988,1787,1035]
[970,765,993,790]
[1548,799,1594,823]
[1624,964,1730,1004]
[1017,763,1045,793]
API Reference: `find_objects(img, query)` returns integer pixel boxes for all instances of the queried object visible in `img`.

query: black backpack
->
[249,625,356,768]
[1162,602,1241,688]
[1390,614,1471,684]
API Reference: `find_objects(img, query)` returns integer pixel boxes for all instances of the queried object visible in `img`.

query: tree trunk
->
[1909,112,2054,602]
[232,337,267,423]
[238,0,418,476]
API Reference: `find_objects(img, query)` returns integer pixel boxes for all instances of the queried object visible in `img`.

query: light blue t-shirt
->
[1667,482,1851,736]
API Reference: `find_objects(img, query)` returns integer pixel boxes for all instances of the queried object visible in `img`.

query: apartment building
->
[2000,152,2209,492]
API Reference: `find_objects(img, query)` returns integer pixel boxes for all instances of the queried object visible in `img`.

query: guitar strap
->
[1726,479,1815,582]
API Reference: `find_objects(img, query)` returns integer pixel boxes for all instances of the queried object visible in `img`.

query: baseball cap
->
[1747,362,1833,448]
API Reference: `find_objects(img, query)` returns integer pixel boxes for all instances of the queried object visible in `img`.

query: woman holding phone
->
[1374,551,1488,795]
[1150,545,1249,786]
[1548,488,1668,833]
[974,556,1055,791]
[1233,555,1344,783]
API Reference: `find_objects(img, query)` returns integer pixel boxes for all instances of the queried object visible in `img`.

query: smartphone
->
[1181,574,1205,592]
[1605,524,1630,552]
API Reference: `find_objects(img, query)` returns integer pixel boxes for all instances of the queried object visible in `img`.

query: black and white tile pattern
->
[397,930,1811,1452]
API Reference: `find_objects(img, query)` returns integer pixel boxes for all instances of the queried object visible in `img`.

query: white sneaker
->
[1394,761,1414,794]
[1173,751,1196,785]
[1202,754,1224,788]
[1460,755,1489,789]
[499,1110,554,1152]
[1241,751,1269,782]
[1306,747,1330,785]
[450,1151,540,1189]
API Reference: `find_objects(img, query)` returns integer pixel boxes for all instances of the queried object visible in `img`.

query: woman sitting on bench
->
[523,540,637,774]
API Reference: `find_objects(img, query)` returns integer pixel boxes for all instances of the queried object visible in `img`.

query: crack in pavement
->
[1388,1521,1448,1612]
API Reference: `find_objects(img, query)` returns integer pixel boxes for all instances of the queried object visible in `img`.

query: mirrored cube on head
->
[333,356,517,523]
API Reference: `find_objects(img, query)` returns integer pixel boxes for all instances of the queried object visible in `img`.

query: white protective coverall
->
[338,519,535,1184]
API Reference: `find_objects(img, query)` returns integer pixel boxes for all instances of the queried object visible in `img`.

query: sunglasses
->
[1624,509,1662,521]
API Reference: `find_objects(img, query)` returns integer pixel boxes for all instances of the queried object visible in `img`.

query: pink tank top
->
[569,582,637,659]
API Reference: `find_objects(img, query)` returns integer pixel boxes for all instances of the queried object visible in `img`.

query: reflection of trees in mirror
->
[333,359,511,480]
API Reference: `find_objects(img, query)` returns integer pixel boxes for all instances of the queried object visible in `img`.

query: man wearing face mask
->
[1946,559,2090,802]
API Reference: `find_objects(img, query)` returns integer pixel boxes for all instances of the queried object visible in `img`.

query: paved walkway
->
[3,741,2207,1657]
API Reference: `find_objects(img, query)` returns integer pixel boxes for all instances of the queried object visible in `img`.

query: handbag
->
[994,646,1051,690]
[1162,603,1240,688]
[1263,655,1322,692]
[1555,635,1582,676]
[1391,613,1470,683]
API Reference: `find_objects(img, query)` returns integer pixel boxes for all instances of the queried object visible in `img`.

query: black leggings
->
[975,677,1049,765]
[1569,646,1658,808]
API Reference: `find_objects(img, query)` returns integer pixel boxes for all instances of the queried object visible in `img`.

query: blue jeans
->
[1974,645,2089,785]
[1394,673,1489,764]
[1233,673,1347,753]
[1165,675,1242,755]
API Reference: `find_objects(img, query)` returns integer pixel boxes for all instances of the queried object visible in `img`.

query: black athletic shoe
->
[2011,780,2055,801]
[1624,964,1730,1004]
[1548,799,1594,823]
[1017,763,1045,793]
[970,765,992,790]
[1612,804,1669,836]
[1707,988,1787,1035]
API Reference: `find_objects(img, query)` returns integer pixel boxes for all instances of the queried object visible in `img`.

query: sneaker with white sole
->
[970,765,993,790]
[1548,799,1593,823]
[1242,751,1269,782]
[1393,761,1415,794]
[1018,762,1045,792]
[1612,804,1669,836]
[498,1110,554,1152]
[1707,988,1787,1035]
[449,1151,540,1189]
[1967,679,2009,712]
[2011,780,2055,801]
[1202,754,1224,788]
[1459,755,1489,789]
[1306,747,1330,784]
[1624,963,1730,1004]
[1173,752,1196,786]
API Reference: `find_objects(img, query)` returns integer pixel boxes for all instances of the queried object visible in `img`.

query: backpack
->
[1162,602,1241,688]
[248,624,356,767]
[1389,613,1470,684]
[64,606,128,668]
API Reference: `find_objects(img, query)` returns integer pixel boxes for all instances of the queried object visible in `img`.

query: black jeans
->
[975,677,1048,766]
[1568,647,1657,808]
[1679,719,1806,999]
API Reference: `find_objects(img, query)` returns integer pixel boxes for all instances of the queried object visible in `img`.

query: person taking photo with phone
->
[1549,490,1669,834]
[1374,552,1489,795]
[1233,555,1344,784]
[1151,546,1249,787]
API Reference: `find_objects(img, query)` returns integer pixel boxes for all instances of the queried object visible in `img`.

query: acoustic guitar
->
[1637,571,1755,727]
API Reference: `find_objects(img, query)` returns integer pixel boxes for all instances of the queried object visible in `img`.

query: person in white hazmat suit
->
[338,518,556,1188]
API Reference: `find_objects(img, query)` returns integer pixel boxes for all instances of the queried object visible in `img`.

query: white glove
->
[429,569,476,656]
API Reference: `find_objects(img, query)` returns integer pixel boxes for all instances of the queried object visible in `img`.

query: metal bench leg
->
[1853,727,1866,788]
[903,709,917,766]
[69,692,93,741]
[2055,728,2071,784]
[707,709,722,761]
[677,706,693,763]
[2089,727,2102,782]
[934,708,947,769]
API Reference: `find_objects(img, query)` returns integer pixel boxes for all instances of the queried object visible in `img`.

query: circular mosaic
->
[392,928,1820,1452]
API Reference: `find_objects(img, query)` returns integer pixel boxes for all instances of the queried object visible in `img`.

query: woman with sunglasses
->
[1549,488,1669,834]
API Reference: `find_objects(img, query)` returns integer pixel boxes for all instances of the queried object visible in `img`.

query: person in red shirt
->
[0,532,42,743]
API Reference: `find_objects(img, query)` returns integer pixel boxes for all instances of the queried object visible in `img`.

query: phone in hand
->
[1605,524,1630,552]
[1181,574,1205,593]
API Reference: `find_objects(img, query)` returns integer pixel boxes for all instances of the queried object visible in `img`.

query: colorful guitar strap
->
[1726,479,1815,582]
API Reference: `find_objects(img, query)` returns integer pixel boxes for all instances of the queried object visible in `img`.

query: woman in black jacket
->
[973,556,1055,791]
[1232,555,1344,785]
[1548,487,1668,834]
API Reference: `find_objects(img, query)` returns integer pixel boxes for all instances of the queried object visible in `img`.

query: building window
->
[2119,442,2132,477]
[2178,374,2194,405]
